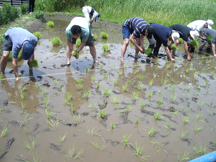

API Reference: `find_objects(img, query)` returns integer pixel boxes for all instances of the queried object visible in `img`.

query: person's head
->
[95,13,100,22]
[206,19,214,29]
[145,26,155,39]
[71,25,81,39]
[169,31,180,43]
[189,30,199,40]
[21,42,34,60]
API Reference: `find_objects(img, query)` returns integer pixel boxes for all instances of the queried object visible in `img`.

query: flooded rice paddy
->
[0,15,216,162]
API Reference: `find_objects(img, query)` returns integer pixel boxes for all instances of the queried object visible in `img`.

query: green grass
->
[51,37,61,46]
[47,21,54,27]
[33,32,42,39]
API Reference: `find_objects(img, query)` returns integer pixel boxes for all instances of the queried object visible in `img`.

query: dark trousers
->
[152,34,162,56]
[28,0,35,13]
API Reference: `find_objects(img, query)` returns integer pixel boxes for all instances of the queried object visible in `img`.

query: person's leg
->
[153,34,161,57]
[89,46,97,62]
[121,26,130,62]
[66,46,71,65]
[0,51,10,74]
[135,38,140,58]
[28,0,31,13]
[32,0,35,12]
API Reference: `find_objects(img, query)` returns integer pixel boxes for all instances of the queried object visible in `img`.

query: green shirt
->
[66,17,90,42]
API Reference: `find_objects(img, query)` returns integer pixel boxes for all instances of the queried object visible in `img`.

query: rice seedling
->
[207,109,213,116]
[36,83,40,89]
[29,59,39,68]
[178,38,183,44]
[145,127,156,137]
[154,112,162,120]
[0,74,2,80]
[122,133,132,147]
[136,118,140,124]
[20,91,25,101]
[102,44,110,52]
[74,148,84,160]
[185,68,189,74]
[118,71,123,76]
[194,145,206,155]
[157,98,163,105]
[41,88,46,97]
[127,79,132,84]
[88,103,97,109]
[92,140,107,151]
[47,118,59,127]
[77,84,83,90]
[23,137,37,151]
[20,101,26,110]
[190,40,199,47]
[153,73,157,79]
[149,79,153,86]
[166,64,171,69]
[87,128,99,136]
[0,125,9,138]
[76,38,81,47]
[96,82,101,88]
[122,83,128,92]
[145,48,152,55]
[45,108,52,119]
[32,155,42,162]
[111,123,115,130]
[164,123,174,133]
[104,73,108,79]
[205,80,209,87]
[111,97,119,104]
[141,102,146,109]
[138,74,143,80]
[54,79,59,86]
[91,76,96,81]
[101,32,108,39]
[197,101,205,107]
[134,143,144,156]
[94,34,97,41]
[132,92,139,101]
[114,79,118,85]
[47,21,54,27]
[133,69,138,75]
[148,91,153,98]
[86,66,90,72]
[207,35,212,42]
[65,92,73,104]
[124,63,129,68]
[183,115,189,124]
[170,44,177,50]
[170,94,177,101]
[51,37,61,46]
[177,151,190,162]
[193,125,203,132]
[103,88,111,96]
[157,88,162,94]
[98,109,106,119]
[82,91,91,99]
[150,141,167,153]
[120,105,132,113]
[43,96,49,108]
[76,78,83,84]
[195,113,202,120]
[180,130,189,140]
[61,86,65,93]
[33,32,42,39]
[59,132,68,143]
[100,66,103,71]
[8,50,22,61]
[137,83,142,90]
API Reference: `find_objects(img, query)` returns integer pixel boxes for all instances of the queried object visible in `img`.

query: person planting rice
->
[0,27,38,81]
[149,23,180,62]
[121,17,155,62]
[199,28,216,57]
[65,17,97,66]
[170,24,199,61]
[82,6,100,25]
[187,19,214,52]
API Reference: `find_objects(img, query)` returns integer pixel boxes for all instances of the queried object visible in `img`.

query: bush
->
[101,32,108,39]
[76,38,81,47]
[47,21,54,27]
[33,11,46,22]
[21,3,28,14]
[33,32,42,39]
[8,50,22,61]
[2,3,12,24]
[51,38,61,46]
[10,7,19,21]
[102,44,109,52]
[0,9,3,25]
[35,0,46,11]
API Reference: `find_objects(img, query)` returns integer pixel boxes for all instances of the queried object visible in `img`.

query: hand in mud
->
[140,47,144,54]
[16,76,20,81]
[71,51,75,56]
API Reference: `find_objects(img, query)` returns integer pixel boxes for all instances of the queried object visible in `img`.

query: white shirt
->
[187,20,212,31]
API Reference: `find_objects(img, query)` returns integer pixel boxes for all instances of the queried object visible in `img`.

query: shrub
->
[2,3,12,24]
[0,36,3,43]
[51,38,61,46]
[21,3,28,14]
[178,38,183,44]
[33,11,46,22]
[190,40,199,47]
[0,9,3,25]
[35,0,46,11]
[33,32,42,39]
[76,38,81,47]
[8,50,22,61]
[47,21,54,27]
[101,32,108,39]
[102,44,109,51]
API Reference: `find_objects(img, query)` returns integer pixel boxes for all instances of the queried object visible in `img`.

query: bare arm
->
[12,57,19,81]
[77,42,86,52]
[212,44,216,56]
[129,34,144,53]
[164,46,175,61]
[140,34,144,50]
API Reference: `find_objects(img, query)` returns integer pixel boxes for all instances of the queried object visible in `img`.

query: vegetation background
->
[35,0,216,27]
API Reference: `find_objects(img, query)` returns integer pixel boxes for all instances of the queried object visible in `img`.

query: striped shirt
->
[123,17,148,37]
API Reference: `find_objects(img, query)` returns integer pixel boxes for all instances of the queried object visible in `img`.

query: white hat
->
[190,30,199,40]
[207,19,214,29]
[171,31,180,43]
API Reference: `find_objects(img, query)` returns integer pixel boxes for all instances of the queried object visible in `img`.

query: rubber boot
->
[206,46,211,53]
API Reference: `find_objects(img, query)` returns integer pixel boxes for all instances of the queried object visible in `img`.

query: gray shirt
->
[203,28,216,44]
[6,27,38,58]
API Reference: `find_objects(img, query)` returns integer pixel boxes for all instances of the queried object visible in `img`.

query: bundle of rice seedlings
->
[145,48,152,56]
[207,36,212,42]
[76,38,81,47]
[33,32,42,39]
[190,40,199,47]
[74,50,79,59]
[47,21,54,27]
[51,38,61,46]
[30,59,39,68]
[8,50,22,61]
[101,32,108,39]
[94,34,98,41]
[102,44,109,52]
[170,44,177,50]
[178,38,183,44]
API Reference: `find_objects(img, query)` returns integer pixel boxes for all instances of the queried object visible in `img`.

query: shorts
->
[72,32,94,46]
[3,33,12,51]
[122,25,140,39]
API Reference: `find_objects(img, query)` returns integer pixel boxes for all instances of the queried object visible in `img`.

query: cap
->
[146,26,155,39]
[171,31,180,43]
[207,19,214,29]
[95,13,100,22]
[22,43,34,60]
[190,30,199,40]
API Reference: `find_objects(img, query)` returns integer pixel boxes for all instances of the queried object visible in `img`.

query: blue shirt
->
[123,17,148,38]
[6,27,38,58]
[150,23,172,47]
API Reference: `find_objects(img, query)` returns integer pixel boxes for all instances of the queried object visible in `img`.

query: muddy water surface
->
[1,16,216,162]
